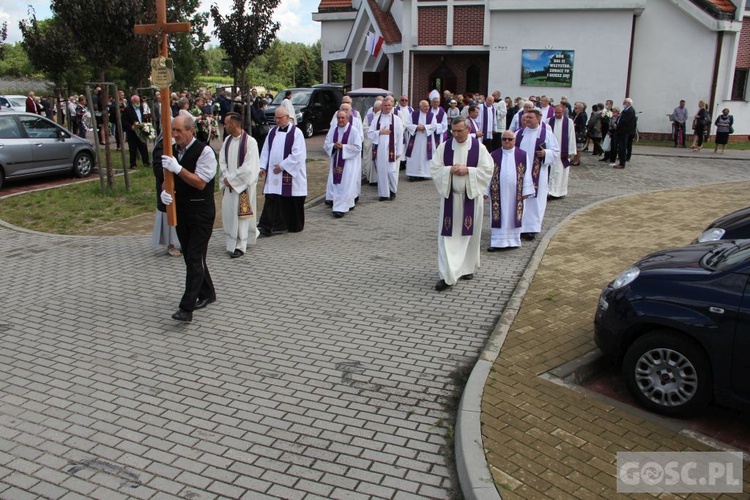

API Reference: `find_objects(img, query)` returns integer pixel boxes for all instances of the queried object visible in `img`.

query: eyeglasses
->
[501,138,514,141]
[451,128,468,133]
[400,99,408,102]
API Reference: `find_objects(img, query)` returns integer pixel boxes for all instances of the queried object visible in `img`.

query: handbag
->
[602,134,611,152]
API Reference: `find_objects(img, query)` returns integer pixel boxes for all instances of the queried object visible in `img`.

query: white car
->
[0,95,28,112]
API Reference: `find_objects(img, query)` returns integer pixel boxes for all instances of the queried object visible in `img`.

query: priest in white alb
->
[368,96,403,201]
[429,90,448,154]
[219,112,260,258]
[547,104,576,199]
[430,116,494,291]
[258,106,307,235]
[515,108,560,241]
[405,100,437,180]
[324,110,363,217]
[486,131,534,250]
[326,103,364,205]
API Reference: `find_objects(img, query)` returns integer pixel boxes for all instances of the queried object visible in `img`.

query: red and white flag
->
[366,32,384,57]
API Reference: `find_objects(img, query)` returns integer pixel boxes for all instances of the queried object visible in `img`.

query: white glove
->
[161,155,183,175]
[160,190,173,206]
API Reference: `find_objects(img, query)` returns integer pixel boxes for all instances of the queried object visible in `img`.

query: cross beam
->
[134,0,191,226]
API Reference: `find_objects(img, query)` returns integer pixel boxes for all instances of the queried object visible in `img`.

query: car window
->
[9,97,27,107]
[18,116,59,139]
[0,97,8,108]
[319,92,335,107]
[713,244,750,270]
[0,116,22,138]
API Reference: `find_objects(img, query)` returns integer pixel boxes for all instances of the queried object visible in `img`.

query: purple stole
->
[441,138,480,237]
[468,119,478,135]
[542,107,554,122]
[375,113,395,162]
[548,117,571,167]
[432,107,447,144]
[224,131,248,168]
[266,125,297,196]
[351,109,359,118]
[516,125,546,195]
[331,124,352,185]
[405,110,433,159]
[489,148,527,229]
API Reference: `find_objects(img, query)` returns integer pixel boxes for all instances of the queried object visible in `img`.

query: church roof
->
[367,0,402,44]
[692,0,736,19]
[317,0,353,13]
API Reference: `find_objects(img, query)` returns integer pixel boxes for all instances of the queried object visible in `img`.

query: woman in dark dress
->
[571,102,587,166]
[713,108,733,154]
[691,100,709,151]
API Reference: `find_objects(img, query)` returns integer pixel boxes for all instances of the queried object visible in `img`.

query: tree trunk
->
[101,70,114,189]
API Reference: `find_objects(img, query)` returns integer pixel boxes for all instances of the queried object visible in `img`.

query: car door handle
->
[709,306,724,314]
[34,143,44,147]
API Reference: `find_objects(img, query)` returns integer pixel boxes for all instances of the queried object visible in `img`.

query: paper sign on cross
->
[134,0,191,226]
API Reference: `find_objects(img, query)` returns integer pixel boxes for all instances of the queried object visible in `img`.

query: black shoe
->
[379,197,389,201]
[354,197,359,204]
[258,229,272,237]
[195,297,216,310]
[324,200,333,207]
[521,233,537,241]
[171,309,193,322]
[389,192,396,200]
[598,158,608,162]
[333,211,344,218]
[369,182,378,186]
[434,279,451,291]
[230,249,244,258]
[460,274,473,281]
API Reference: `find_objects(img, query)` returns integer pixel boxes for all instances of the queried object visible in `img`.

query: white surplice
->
[219,132,261,253]
[516,122,560,234]
[368,112,403,198]
[362,111,378,184]
[548,116,577,198]
[430,139,494,285]
[324,124,363,213]
[405,111,437,178]
[326,113,364,201]
[259,126,307,196]
[488,148,535,248]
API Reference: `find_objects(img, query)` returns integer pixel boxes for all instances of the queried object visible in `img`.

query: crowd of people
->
[46,84,723,320]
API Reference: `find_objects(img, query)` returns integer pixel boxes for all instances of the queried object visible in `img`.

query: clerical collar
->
[278,126,289,132]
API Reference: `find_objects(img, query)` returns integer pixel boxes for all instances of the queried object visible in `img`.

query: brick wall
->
[453,6,484,46]
[736,18,750,68]
[411,53,489,104]
[418,7,447,45]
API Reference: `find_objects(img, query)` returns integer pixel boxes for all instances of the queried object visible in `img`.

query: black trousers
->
[175,200,216,312]
[616,134,630,166]
[259,194,305,234]
[126,132,150,167]
[484,137,495,152]
[491,134,502,152]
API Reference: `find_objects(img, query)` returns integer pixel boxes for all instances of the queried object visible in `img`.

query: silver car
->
[0,95,28,112]
[0,112,96,189]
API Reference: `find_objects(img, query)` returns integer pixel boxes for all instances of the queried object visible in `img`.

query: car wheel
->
[73,152,93,178]
[302,121,314,138]
[622,330,712,417]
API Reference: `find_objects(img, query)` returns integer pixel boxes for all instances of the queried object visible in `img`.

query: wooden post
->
[134,0,191,226]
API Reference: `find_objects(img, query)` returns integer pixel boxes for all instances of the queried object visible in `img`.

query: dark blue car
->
[594,240,750,417]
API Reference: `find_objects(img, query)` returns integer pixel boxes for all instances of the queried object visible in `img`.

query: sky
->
[1,0,322,46]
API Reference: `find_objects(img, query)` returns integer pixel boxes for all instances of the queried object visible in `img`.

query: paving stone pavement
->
[0,146,748,499]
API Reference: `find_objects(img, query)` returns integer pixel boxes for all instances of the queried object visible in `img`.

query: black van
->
[264,85,344,138]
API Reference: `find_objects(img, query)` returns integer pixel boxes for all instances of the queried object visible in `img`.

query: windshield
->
[702,241,750,271]
[6,97,26,107]
[271,90,313,106]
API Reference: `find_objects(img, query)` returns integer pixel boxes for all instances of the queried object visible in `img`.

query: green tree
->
[210,0,280,96]
[19,14,80,87]
[0,22,7,61]
[0,43,35,78]
[52,0,141,189]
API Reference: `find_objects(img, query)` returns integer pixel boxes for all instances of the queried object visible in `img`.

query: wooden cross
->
[134,0,191,226]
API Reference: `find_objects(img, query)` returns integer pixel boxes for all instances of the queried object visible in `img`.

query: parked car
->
[0,112,96,189]
[264,85,344,138]
[594,240,750,417]
[693,206,750,243]
[0,95,28,112]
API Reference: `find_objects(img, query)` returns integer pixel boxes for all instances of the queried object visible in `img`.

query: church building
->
[314,0,750,137]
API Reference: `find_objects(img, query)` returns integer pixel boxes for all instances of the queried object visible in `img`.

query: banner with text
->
[521,50,574,87]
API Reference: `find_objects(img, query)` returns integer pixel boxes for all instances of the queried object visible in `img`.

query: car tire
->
[302,121,314,139]
[0,169,4,190]
[622,330,712,417]
[72,152,93,178]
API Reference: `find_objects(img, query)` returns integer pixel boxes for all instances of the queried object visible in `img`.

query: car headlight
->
[611,267,640,290]
[696,227,725,242]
